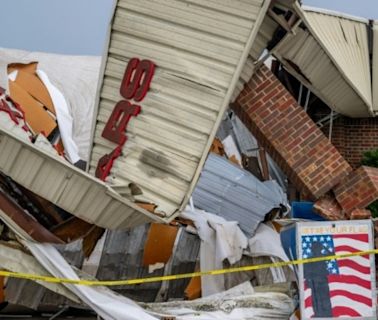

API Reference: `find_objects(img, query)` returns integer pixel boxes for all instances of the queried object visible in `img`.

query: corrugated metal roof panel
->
[88,0,272,222]
[192,153,287,237]
[96,225,200,302]
[273,25,372,118]
[0,128,161,229]
[233,15,278,101]
[302,8,372,112]
[5,241,83,310]
[7,225,200,308]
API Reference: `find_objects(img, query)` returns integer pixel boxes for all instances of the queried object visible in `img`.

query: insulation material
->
[89,0,272,220]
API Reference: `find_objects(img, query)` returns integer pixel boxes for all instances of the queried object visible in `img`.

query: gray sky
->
[304,0,378,19]
[0,0,115,56]
[0,0,376,56]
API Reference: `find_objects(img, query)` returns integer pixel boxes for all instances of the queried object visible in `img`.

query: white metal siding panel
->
[273,26,371,118]
[0,128,161,229]
[303,10,372,112]
[89,0,271,218]
[233,15,278,101]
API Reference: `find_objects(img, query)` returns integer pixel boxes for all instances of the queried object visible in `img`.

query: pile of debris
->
[0,0,377,319]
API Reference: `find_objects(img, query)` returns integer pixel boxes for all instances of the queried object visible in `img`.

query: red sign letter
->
[120,58,155,102]
[95,146,122,181]
[101,100,141,145]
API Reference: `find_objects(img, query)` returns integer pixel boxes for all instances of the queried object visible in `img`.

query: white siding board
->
[304,10,372,110]
[88,0,271,221]
[273,26,371,117]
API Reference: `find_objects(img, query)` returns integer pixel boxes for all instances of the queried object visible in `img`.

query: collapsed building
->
[0,0,377,319]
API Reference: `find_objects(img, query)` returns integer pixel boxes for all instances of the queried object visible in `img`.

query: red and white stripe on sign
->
[304,233,373,318]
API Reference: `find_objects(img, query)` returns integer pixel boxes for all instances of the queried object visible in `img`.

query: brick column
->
[233,65,352,199]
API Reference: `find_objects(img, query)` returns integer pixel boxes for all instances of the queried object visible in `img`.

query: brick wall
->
[233,65,352,199]
[330,117,378,168]
[334,166,378,214]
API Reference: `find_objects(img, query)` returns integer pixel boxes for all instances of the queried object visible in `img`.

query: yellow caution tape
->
[1,249,377,286]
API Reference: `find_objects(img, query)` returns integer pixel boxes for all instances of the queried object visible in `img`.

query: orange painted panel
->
[9,81,57,136]
[15,71,55,114]
[143,223,178,266]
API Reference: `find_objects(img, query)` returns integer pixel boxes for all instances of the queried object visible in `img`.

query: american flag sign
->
[298,221,376,319]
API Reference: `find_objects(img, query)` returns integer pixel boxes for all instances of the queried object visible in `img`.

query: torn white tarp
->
[248,223,292,264]
[181,206,248,296]
[247,223,294,284]
[22,240,158,320]
[144,282,295,320]
[37,70,80,163]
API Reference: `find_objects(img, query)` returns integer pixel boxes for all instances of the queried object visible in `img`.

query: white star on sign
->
[320,236,324,242]
[305,237,310,242]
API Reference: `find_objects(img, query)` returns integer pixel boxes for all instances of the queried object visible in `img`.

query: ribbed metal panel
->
[192,153,287,237]
[7,225,200,309]
[233,15,278,101]
[272,5,373,118]
[89,0,272,220]
[303,8,372,112]
[217,114,287,190]
[273,26,372,118]
[0,128,162,229]
[96,225,200,302]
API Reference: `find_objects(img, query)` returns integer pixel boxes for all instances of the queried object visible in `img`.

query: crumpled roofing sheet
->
[217,114,287,190]
[0,47,101,161]
[0,241,80,307]
[272,4,373,118]
[303,7,372,110]
[89,0,272,221]
[7,225,200,309]
[0,127,160,229]
[192,153,288,237]
[144,289,294,320]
